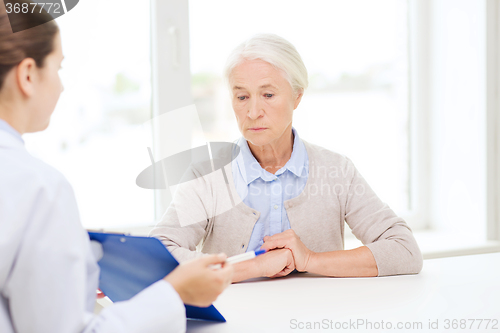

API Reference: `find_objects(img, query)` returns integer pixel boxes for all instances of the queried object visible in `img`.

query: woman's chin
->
[246,137,272,148]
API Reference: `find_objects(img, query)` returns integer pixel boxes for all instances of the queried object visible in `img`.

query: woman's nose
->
[247,97,263,120]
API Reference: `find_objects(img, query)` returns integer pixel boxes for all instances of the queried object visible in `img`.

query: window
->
[408,0,499,255]
[24,0,154,229]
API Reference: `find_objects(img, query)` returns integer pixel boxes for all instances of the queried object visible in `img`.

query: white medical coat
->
[0,129,186,333]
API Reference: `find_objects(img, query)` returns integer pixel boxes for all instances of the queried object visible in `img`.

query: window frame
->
[486,0,500,242]
[150,0,193,218]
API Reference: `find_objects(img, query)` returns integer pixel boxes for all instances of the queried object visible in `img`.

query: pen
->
[211,249,266,269]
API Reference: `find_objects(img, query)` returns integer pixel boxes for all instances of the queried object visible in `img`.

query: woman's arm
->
[261,230,378,277]
[261,157,423,277]
[304,246,377,277]
[342,157,423,276]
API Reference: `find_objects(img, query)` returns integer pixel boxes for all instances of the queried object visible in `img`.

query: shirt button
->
[273,205,279,210]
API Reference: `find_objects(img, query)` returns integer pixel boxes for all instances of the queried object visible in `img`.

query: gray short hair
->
[223,33,308,94]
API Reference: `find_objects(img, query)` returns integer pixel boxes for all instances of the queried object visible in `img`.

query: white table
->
[187,252,500,333]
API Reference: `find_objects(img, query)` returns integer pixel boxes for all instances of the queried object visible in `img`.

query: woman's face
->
[28,32,64,132]
[229,59,302,147]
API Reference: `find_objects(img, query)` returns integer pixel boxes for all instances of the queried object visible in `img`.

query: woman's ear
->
[294,89,304,110]
[16,58,37,97]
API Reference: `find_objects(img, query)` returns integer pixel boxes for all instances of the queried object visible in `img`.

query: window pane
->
[23,0,153,229]
[189,0,410,214]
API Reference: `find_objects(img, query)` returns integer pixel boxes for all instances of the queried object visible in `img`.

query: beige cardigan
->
[150,140,423,276]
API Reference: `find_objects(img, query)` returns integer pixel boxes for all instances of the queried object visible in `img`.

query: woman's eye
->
[238,96,246,101]
[264,93,274,98]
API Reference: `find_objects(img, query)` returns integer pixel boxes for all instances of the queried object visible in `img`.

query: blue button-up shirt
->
[0,119,23,143]
[232,127,309,252]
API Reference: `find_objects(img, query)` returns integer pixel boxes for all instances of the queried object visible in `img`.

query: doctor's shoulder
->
[0,146,76,206]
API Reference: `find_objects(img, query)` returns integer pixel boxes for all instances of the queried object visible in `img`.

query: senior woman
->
[150,34,423,282]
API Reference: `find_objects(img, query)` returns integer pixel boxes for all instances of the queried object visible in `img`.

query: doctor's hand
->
[164,254,233,307]
[261,229,315,272]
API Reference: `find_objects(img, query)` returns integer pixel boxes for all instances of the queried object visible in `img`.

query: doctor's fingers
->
[198,253,228,267]
[211,264,234,289]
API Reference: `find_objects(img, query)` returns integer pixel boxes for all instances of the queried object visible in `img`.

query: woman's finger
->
[260,240,284,251]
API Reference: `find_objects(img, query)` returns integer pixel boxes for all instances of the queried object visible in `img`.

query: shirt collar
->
[235,127,308,185]
[0,119,24,144]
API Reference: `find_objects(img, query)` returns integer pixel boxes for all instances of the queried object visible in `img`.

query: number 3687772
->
[5,2,61,14]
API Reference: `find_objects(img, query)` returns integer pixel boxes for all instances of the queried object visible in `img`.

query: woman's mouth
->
[248,127,267,132]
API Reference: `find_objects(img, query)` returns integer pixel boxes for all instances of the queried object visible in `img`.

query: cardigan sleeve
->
[343,158,423,276]
[149,168,213,263]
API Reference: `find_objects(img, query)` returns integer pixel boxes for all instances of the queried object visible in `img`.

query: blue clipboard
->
[88,232,226,322]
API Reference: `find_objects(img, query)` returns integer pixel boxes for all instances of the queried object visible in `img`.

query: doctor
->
[0,2,233,333]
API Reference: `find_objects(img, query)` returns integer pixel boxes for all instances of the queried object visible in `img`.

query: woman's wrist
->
[303,251,318,273]
[232,258,259,282]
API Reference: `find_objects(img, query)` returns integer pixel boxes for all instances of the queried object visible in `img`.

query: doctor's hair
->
[0,0,59,91]
[223,33,309,95]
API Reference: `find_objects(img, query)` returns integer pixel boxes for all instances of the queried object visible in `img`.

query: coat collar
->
[0,130,25,150]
